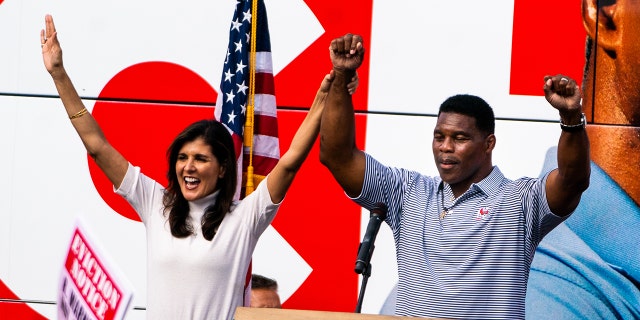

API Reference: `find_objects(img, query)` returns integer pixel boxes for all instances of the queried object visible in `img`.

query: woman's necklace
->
[440,189,453,220]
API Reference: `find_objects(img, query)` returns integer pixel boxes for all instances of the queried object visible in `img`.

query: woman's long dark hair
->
[162,120,237,240]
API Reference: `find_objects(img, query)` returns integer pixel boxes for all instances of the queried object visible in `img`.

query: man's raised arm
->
[543,74,591,216]
[319,34,367,197]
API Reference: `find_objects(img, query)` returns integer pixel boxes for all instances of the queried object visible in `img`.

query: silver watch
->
[560,113,586,132]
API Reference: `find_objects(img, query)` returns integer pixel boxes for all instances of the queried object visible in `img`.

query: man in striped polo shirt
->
[319,34,591,319]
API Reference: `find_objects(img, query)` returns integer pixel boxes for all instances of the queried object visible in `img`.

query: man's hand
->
[329,34,365,72]
[543,74,582,118]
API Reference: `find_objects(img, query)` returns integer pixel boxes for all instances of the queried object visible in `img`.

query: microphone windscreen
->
[371,202,387,219]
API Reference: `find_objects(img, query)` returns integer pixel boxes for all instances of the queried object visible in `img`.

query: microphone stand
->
[355,245,373,313]
[354,202,387,313]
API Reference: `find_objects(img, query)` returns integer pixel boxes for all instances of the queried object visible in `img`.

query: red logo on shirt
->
[476,207,490,221]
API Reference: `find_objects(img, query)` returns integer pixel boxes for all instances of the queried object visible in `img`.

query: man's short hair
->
[438,94,495,134]
[251,274,278,291]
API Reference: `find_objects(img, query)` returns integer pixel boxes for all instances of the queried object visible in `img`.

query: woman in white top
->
[40,14,357,320]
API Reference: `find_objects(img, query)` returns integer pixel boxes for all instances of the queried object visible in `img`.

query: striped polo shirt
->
[353,154,568,319]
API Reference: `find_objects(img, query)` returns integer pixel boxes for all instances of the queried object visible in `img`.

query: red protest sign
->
[58,218,134,320]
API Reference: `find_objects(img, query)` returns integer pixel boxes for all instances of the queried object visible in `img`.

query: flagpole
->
[243,0,259,196]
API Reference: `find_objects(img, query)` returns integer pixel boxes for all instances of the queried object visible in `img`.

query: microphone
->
[355,202,388,274]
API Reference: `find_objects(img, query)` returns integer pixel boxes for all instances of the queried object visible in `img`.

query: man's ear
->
[485,134,496,153]
[582,0,619,51]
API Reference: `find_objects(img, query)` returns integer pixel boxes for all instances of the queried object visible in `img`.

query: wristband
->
[560,113,586,132]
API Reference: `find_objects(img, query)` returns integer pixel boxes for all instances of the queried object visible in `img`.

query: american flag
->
[215,0,279,200]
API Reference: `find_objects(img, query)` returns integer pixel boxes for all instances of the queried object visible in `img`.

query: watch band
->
[560,113,586,132]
